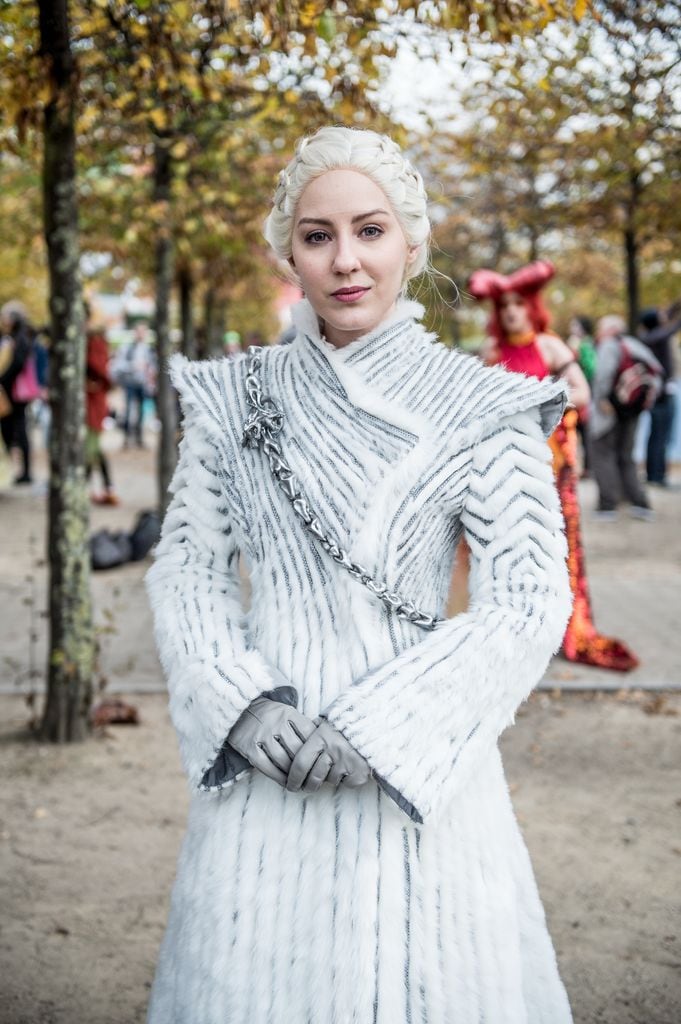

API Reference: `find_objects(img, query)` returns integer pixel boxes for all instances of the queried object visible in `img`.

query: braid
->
[264,126,430,282]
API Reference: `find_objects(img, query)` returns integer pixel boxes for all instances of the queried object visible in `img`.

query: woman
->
[84,304,118,505]
[566,315,597,386]
[469,262,637,672]
[146,128,573,1023]
[0,301,33,485]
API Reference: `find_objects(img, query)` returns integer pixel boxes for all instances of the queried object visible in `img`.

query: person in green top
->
[567,315,597,475]
[567,315,597,383]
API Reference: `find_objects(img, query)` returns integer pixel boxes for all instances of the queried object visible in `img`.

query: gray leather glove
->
[228,696,316,788]
[286,718,372,794]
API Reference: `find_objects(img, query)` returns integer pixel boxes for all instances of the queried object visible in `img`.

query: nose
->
[332,234,361,275]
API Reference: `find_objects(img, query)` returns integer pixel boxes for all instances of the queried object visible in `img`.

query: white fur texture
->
[145,299,573,1023]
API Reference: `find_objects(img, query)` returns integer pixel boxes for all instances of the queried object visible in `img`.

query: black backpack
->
[129,510,161,561]
[90,530,133,570]
[90,510,160,570]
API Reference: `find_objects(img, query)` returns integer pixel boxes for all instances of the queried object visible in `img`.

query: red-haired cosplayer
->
[469,260,638,672]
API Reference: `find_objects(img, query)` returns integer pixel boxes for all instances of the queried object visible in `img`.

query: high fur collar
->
[289,296,426,363]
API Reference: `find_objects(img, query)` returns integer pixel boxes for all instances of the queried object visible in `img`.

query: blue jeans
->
[124,383,146,445]
[646,394,675,484]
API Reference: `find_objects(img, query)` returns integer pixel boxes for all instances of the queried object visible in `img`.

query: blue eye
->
[305,231,329,244]
[361,225,383,238]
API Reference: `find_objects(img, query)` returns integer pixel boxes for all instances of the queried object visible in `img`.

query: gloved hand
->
[228,696,316,788]
[286,718,372,794]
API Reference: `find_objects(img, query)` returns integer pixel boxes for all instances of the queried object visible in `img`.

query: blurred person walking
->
[31,326,52,450]
[566,315,597,384]
[85,303,118,506]
[638,304,680,487]
[590,315,662,519]
[566,314,597,474]
[0,301,37,485]
[470,261,638,672]
[114,321,155,448]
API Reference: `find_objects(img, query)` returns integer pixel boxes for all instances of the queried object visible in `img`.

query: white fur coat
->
[145,299,574,1023]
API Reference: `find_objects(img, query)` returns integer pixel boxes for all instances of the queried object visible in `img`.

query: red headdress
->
[468,260,555,344]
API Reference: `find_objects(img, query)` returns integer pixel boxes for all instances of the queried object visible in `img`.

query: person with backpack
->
[590,315,663,520]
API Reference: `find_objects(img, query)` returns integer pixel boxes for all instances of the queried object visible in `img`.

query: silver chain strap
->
[241,345,442,632]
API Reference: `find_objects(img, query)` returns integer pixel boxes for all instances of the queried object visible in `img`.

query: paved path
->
[1,430,679,695]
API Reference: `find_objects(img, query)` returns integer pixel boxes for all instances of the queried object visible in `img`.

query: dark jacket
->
[0,328,30,394]
[639,316,680,385]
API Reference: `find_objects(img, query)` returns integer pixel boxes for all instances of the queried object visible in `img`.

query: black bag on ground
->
[129,510,161,561]
[90,530,133,570]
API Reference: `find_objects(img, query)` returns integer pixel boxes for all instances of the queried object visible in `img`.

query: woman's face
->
[498,292,532,335]
[290,168,417,348]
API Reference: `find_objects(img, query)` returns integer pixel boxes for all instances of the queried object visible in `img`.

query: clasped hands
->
[228,696,371,793]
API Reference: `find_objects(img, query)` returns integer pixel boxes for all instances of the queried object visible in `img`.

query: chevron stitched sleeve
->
[145,404,281,790]
[322,408,572,826]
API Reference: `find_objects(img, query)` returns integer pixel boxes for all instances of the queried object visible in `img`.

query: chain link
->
[241,346,442,632]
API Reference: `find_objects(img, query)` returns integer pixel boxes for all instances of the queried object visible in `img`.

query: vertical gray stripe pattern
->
[145,305,574,1024]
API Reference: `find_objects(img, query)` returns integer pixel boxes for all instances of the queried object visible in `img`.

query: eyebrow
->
[297,209,390,227]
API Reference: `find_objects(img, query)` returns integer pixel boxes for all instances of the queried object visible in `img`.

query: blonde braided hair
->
[264,126,431,283]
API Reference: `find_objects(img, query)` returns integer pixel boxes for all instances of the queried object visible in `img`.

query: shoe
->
[92,492,120,506]
[592,510,617,522]
[14,474,33,485]
[630,506,655,521]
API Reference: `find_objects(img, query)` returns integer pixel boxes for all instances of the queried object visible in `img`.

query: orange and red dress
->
[495,332,638,672]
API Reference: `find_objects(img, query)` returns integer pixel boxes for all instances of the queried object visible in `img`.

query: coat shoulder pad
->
[431,346,567,439]
[169,347,286,443]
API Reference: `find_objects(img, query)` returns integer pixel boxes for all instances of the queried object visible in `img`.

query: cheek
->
[370,241,409,282]
[290,245,322,286]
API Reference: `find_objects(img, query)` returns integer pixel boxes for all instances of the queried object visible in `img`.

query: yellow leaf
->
[149,108,168,131]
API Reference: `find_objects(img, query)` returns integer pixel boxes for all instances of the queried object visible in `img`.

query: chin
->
[325,308,375,334]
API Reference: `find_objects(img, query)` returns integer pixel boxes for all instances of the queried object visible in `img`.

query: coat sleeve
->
[145,380,290,790]
[321,406,572,825]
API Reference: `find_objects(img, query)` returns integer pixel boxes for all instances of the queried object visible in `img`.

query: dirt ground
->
[0,690,680,1024]
[1,430,680,1023]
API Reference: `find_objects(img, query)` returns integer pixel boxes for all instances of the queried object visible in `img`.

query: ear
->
[406,244,420,265]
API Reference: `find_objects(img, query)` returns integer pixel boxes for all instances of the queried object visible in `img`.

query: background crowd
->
[1,285,678,510]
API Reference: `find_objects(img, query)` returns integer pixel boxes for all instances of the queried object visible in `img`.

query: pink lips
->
[331,287,370,303]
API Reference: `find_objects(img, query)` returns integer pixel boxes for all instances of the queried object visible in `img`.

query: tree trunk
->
[490,213,507,267]
[204,284,216,357]
[527,221,539,262]
[624,171,641,334]
[624,227,639,335]
[526,174,540,262]
[153,138,177,516]
[212,299,227,358]
[178,265,195,359]
[38,0,94,742]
